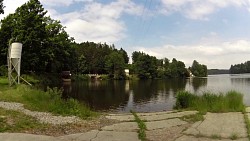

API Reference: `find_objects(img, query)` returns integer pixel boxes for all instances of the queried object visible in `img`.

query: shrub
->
[174,91,196,109]
[0,65,7,76]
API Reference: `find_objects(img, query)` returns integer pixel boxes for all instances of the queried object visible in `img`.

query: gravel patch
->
[0,101,81,125]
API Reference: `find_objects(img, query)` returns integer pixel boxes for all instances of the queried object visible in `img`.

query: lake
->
[62,74,250,113]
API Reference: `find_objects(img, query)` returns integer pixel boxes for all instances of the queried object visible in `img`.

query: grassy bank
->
[0,77,96,119]
[174,91,245,113]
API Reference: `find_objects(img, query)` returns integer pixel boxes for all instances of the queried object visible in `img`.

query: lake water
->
[62,74,250,113]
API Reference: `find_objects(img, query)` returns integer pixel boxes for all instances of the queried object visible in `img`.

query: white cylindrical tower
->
[8,42,23,85]
[10,43,22,58]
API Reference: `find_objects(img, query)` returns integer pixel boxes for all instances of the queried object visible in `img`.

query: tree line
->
[0,0,207,79]
[0,0,4,14]
[230,61,250,74]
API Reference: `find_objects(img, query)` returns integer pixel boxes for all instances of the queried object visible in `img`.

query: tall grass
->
[0,77,8,85]
[175,91,245,113]
[0,84,97,119]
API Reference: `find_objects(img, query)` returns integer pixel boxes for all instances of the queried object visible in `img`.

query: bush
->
[0,65,7,76]
[174,91,196,109]
[72,74,90,81]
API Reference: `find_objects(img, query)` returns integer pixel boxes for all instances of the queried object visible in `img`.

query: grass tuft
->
[180,112,204,123]
[230,133,238,140]
[211,134,221,140]
[244,113,250,140]
[131,110,146,141]
[174,91,245,113]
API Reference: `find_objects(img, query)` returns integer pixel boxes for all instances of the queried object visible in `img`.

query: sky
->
[1,0,250,69]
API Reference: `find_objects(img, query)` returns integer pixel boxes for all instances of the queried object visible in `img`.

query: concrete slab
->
[184,112,248,138]
[105,115,135,121]
[176,135,249,141]
[246,107,250,113]
[58,130,99,141]
[146,124,190,141]
[140,111,197,121]
[146,118,187,130]
[101,122,138,132]
[92,131,140,141]
[0,133,58,141]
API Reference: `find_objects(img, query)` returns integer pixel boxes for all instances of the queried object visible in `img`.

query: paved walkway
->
[1,108,250,141]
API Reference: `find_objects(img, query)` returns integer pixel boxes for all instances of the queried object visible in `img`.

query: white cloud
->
[135,40,250,69]
[0,0,143,44]
[40,0,93,7]
[0,0,28,20]
[47,0,143,43]
[160,0,250,20]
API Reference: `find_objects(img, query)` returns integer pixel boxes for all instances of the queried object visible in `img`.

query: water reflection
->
[186,77,207,92]
[62,74,250,113]
[62,79,187,113]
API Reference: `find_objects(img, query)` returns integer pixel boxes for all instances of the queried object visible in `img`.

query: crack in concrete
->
[90,131,100,141]
[194,119,204,135]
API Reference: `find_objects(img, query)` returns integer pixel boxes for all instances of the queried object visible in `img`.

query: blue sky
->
[1,0,250,69]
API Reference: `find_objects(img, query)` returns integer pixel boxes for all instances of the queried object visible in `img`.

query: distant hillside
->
[207,69,229,75]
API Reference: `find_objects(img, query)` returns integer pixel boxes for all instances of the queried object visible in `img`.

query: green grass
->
[244,113,250,140]
[230,133,238,140]
[131,111,147,141]
[174,91,245,113]
[21,74,40,84]
[0,77,97,119]
[0,107,48,132]
[0,77,8,85]
[0,77,9,90]
[211,134,221,140]
[72,74,90,81]
[180,112,205,123]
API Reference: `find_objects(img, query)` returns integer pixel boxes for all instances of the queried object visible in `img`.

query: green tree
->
[230,61,250,74]
[0,0,4,14]
[132,51,158,79]
[0,14,16,66]
[76,54,87,74]
[190,60,207,77]
[119,48,129,64]
[166,58,188,78]
[105,52,125,79]
[0,0,74,73]
[0,0,47,72]
[43,17,75,72]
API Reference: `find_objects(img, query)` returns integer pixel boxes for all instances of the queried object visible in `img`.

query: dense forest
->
[0,0,207,79]
[207,69,229,75]
[230,61,250,74]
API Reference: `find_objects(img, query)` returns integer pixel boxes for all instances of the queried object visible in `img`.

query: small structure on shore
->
[125,69,129,77]
[7,42,31,86]
[62,71,71,82]
[7,42,23,86]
